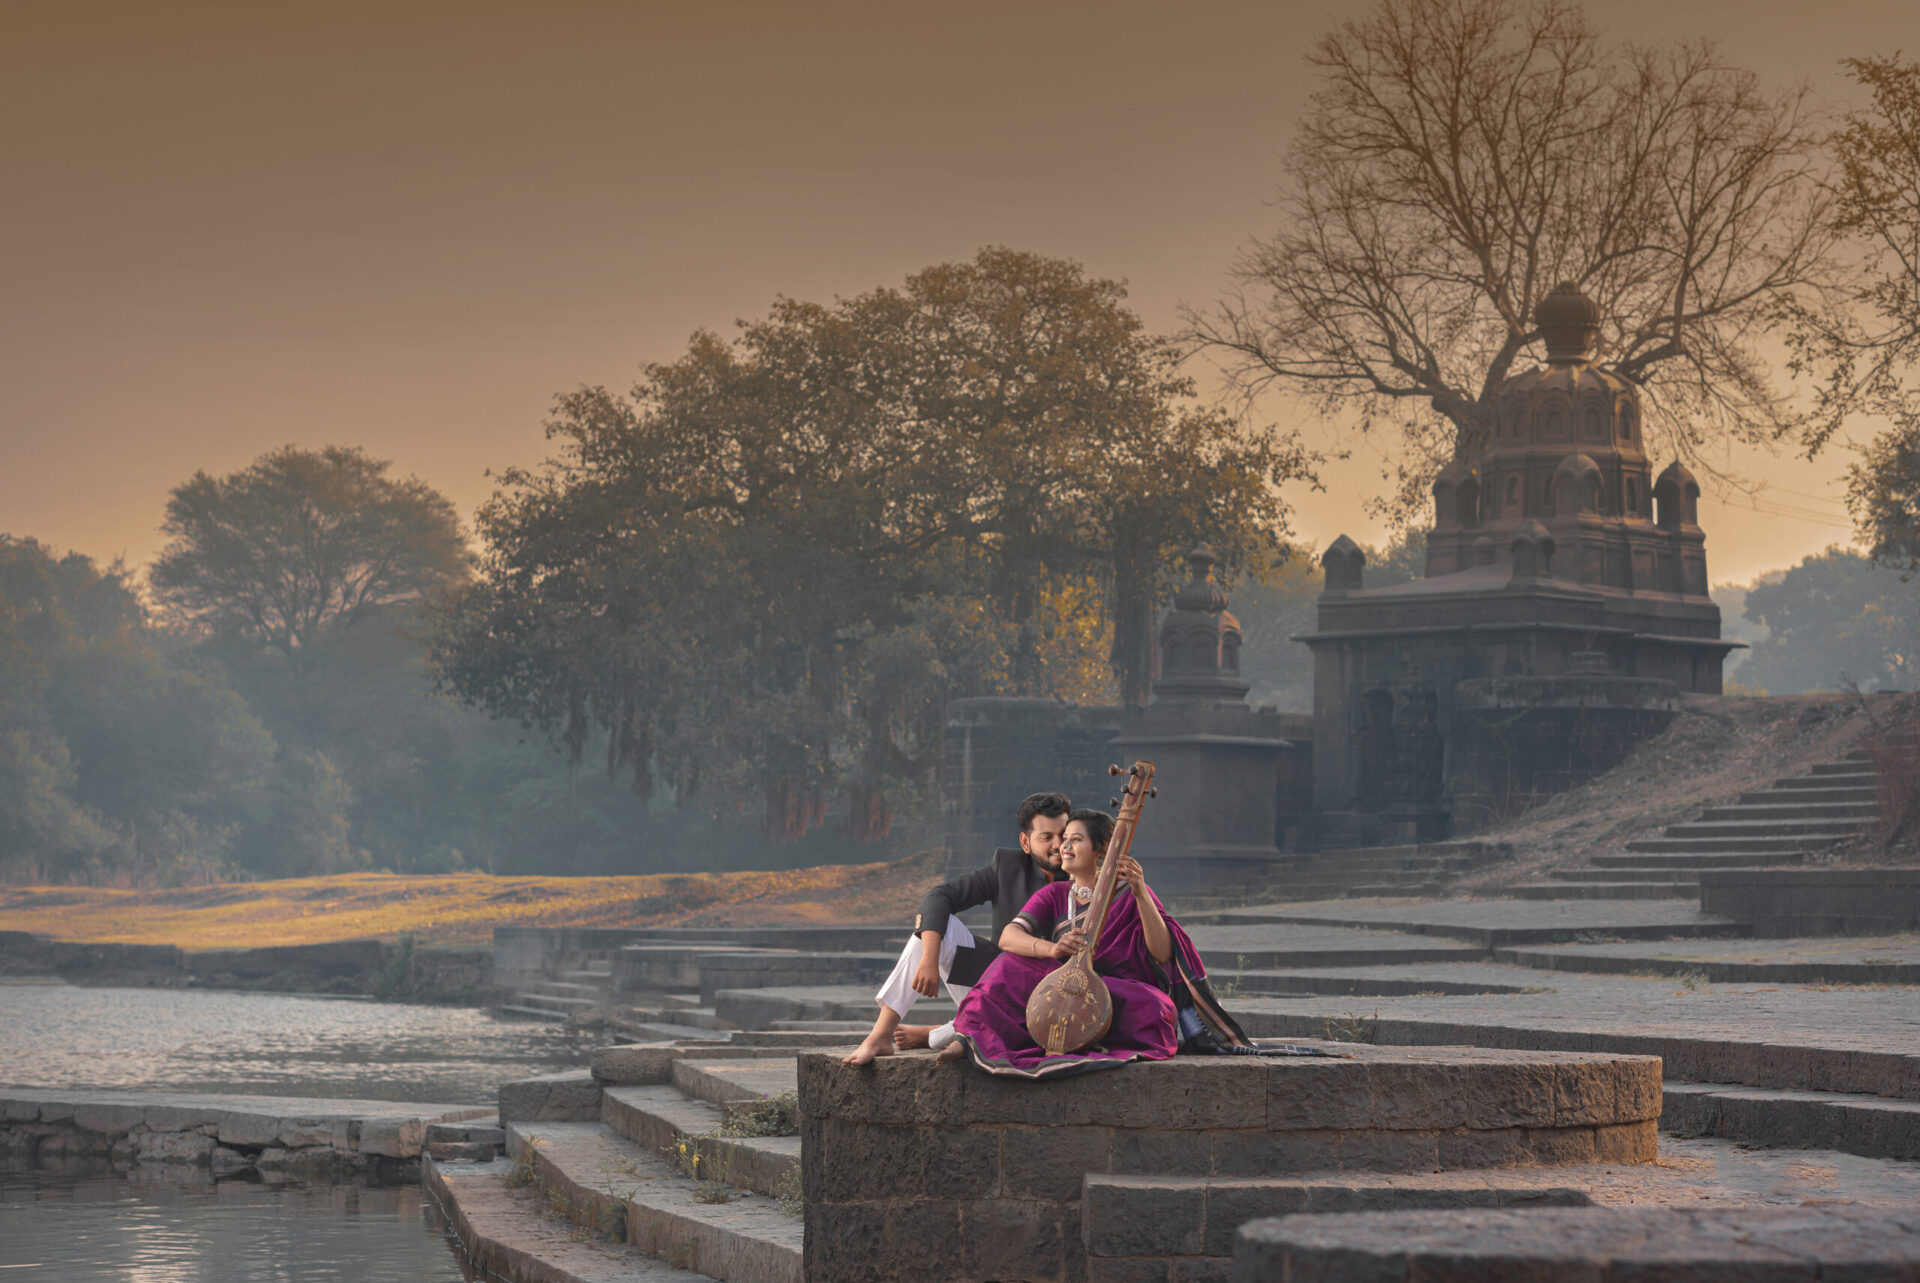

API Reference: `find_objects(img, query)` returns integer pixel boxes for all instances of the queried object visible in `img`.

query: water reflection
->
[0,1169,467,1280]
[0,984,591,1103]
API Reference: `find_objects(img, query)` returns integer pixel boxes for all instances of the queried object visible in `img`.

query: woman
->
[939,807,1253,1079]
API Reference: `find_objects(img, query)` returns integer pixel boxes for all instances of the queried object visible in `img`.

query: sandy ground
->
[0,853,937,950]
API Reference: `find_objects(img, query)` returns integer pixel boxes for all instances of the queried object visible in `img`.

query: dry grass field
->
[0,853,937,951]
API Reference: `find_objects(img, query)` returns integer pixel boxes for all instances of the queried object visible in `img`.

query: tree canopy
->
[433,249,1309,840]
[0,537,276,883]
[151,445,470,679]
[1733,547,1918,693]
[1190,0,1835,519]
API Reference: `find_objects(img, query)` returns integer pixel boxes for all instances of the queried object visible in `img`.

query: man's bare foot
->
[935,1041,966,1065]
[840,1035,896,1067]
[892,1024,934,1051]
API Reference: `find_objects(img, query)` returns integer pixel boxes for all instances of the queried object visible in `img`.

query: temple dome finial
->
[1536,281,1601,364]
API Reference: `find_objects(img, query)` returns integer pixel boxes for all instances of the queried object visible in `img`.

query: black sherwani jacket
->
[914,847,1064,987]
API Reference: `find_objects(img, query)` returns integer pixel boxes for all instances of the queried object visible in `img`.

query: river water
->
[1,982,596,1278]
[0,1172,468,1280]
[0,982,593,1103]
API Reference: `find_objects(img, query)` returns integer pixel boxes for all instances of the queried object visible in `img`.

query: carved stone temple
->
[938,283,1734,869]
[1300,283,1739,842]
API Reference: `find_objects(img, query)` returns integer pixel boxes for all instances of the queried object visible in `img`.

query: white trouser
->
[875,918,975,1048]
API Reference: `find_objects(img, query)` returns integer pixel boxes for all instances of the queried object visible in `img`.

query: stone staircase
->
[1511,750,1879,899]
[500,950,618,1021]
[428,1035,830,1283]
[1174,841,1512,909]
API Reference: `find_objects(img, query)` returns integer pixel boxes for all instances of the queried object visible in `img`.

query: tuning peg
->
[1108,764,1123,776]
[1148,787,1158,798]
[1110,797,1120,807]
[1129,764,1142,776]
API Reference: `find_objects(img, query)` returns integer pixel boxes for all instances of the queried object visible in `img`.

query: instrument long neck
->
[1080,810,1140,958]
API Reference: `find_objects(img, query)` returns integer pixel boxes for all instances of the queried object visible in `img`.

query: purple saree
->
[949,879,1219,1080]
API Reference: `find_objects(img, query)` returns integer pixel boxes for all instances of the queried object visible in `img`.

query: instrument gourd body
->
[1023,761,1157,1055]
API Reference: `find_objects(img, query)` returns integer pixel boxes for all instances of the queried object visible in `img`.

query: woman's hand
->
[1117,855,1149,900]
[1049,929,1087,960]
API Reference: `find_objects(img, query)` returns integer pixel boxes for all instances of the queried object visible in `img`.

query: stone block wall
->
[942,697,1124,873]
[1700,868,1920,937]
[797,1045,1661,1283]
[1448,676,1677,829]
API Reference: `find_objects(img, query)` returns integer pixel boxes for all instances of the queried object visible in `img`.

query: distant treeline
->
[0,528,883,887]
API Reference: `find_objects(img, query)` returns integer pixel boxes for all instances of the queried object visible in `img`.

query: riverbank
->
[0,855,932,953]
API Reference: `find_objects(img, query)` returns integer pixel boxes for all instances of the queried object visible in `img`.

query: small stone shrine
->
[1301,283,1739,840]
[1112,545,1289,892]
[941,547,1297,895]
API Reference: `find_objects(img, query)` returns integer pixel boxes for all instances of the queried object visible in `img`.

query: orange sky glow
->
[4,0,1908,588]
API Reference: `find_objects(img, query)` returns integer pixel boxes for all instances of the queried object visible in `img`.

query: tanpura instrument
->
[1024,760,1158,1055]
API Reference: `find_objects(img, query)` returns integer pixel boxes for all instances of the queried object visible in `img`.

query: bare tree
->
[1189,0,1835,520]
[1778,56,1920,568]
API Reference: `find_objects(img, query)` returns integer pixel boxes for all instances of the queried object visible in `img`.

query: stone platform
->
[0,1087,493,1182]
[797,1042,1662,1283]
[1236,1206,1920,1280]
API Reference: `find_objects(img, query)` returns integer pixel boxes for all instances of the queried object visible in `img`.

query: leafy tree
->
[0,537,277,884]
[1190,0,1836,518]
[435,249,1307,840]
[1739,547,1918,693]
[151,445,469,689]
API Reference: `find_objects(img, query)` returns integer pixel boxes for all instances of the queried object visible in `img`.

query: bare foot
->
[935,1041,966,1065]
[840,1035,895,1067]
[892,1024,934,1051]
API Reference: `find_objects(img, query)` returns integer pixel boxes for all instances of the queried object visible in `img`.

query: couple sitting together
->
[842,791,1254,1079]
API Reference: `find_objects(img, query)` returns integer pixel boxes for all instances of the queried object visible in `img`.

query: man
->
[841,791,1070,1066]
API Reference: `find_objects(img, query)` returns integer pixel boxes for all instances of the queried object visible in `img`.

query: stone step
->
[1623,835,1846,854]
[1236,1206,1920,1280]
[1495,947,1920,986]
[427,1120,505,1146]
[496,1003,572,1022]
[1660,818,1873,839]
[516,991,598,1011]
[424,1157,715,1281]
[1588,850,1803,869]
[1547,867,1723,882]
[770,1020,870,1034]
[1234,1012,1920,1102]
[1661,1081,1920,1161]
[602,1085,799,1200]
[1695,801,1879,822]
[560,970,617,985]
[1214,969,1540,997]
[1811,761,1879,776]
[728,1030,864,1047]
[1769,772,1877,790]
[527,981,605,1000]
[1505,881,1698,900]
[1194,944,1487,970]
[669,1059,799,1112]
[507,1120,802,1283]
[712,985,954,1030]
[1345,881,1451,898]
[1083,1171,1593,1265]
[1741,785,1879,804]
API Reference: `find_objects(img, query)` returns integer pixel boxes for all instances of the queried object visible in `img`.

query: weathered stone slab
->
[1235,1206,1920,1280]
[0,1088,481,1177]
[800,1042,1661,1282]
[498,1071,602,1124]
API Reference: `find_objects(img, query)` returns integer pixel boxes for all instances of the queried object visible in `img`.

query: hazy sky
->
[4,0,1909,585]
